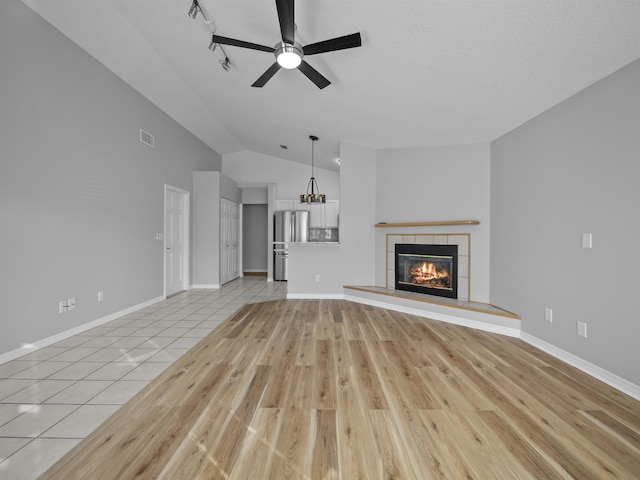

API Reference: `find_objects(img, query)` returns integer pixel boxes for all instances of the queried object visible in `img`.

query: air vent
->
[139,129,154,148]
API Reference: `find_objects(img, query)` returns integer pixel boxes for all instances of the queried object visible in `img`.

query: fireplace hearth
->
[395,244,458,299]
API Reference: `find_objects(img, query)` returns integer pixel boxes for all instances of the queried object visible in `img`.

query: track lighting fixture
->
[187,0,199,19]
[187,2,230,72]
[208,32,230,70]
[188,0,210,23]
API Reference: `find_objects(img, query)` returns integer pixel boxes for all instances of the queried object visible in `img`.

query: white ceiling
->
[21,0,640,172]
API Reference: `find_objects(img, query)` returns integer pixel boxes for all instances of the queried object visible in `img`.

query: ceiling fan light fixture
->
[275,42,303,69]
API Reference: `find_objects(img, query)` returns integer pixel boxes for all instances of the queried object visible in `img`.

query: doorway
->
[243,204,268,276]
[164,185,190,297]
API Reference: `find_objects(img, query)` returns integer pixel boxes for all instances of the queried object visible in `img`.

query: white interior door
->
[220,198,239,285]
[165,186,189,297]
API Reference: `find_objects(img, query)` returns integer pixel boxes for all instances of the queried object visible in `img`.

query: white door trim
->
[164,185,190,297]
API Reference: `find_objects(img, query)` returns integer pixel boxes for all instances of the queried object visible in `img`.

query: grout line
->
[0,277,286,478]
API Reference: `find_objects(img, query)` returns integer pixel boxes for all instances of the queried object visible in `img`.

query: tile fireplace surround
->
[386,234,470,301]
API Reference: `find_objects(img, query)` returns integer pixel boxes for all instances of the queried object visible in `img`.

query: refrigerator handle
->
[290,211,295,244]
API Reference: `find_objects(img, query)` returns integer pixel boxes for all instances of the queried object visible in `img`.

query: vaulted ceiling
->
[21,0,640,171]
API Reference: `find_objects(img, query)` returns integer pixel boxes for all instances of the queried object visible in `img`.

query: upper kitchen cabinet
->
[309,201,339,228]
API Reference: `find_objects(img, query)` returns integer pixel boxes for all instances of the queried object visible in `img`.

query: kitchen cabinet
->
[309,201,339,227]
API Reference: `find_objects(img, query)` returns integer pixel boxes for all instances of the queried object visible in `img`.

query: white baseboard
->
[344,294,521,338]
[192,284,221,289]
[0,296,165,365]
[287,293,345,300]
[345,291,638,399]
[520,332,640,401]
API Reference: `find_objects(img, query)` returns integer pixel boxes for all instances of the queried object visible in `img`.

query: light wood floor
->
[42,300,640,479]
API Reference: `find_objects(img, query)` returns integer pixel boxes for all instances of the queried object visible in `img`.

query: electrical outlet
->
[545,307,553,323]
[577,321,587,338]
[58,300,68,313]
[315,275,320,282]
[68,298,76,311]
[98,291,104,302]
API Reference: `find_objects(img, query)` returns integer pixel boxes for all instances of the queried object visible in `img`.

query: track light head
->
[188,0,199,19]
[221,57,231,71]
[209,34,217,52]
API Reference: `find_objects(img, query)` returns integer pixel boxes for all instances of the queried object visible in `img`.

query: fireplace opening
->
[395,244,458,299]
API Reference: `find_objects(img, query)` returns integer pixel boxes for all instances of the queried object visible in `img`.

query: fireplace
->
[395,244,458,299]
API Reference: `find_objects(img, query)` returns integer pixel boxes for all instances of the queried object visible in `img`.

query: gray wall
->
[0,1,221,356]
[288,142,376,296]
[242,205,268,272]
[288,143,491,301]
[192,172,221,287]
[375,144,491,302]
[242,187,268,205]
[192,172,239,287]
[491,58,640,385]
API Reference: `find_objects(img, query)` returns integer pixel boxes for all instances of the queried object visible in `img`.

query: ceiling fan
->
[212,0,362,89]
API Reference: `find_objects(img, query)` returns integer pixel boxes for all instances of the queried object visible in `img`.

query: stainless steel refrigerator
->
[274,210,309,281]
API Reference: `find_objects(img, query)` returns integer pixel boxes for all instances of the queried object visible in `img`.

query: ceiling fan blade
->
[252,63,282,88]
[275,0,295,44]
[297,61,330,89]
[212,35,275,53]
[303,32,362,55]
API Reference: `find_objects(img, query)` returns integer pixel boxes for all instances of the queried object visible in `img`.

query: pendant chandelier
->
[300,135,326,204]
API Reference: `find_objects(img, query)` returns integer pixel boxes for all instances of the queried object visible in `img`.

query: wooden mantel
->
[374,220,480,228]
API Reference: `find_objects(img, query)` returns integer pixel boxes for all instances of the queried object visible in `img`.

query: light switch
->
[577,321,588,338]
[582,233,592,249]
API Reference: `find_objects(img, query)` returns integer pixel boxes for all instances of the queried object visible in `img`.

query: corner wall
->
[375,144,491,302]
[0,2,221,357]
[288,142,377,296]
[491,58,640,386]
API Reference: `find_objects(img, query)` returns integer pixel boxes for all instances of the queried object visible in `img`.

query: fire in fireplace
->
[395,244,458,299]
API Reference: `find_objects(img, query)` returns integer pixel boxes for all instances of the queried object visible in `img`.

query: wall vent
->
[139,129,154,148]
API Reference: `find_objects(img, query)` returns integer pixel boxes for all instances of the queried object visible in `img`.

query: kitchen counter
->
[289,242,340,246]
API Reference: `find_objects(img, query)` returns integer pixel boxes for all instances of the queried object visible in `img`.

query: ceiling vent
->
[139,129,154,148]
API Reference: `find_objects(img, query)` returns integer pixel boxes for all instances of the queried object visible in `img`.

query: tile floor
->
[0,277,286,479]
